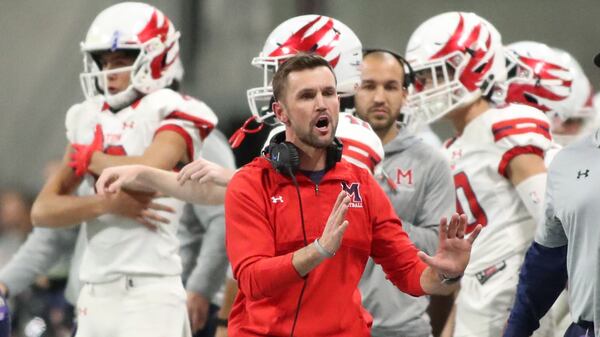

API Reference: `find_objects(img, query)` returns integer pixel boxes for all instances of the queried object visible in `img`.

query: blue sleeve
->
[503,241,567,337]
[0,295,10,337]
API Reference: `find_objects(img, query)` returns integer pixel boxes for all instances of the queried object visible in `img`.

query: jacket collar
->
[253,157,359,186]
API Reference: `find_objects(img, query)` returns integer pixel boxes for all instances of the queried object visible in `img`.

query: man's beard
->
[295,122,336,149]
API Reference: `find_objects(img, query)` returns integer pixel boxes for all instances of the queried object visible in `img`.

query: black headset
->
[362,48,415,89]
[262,130,343,177]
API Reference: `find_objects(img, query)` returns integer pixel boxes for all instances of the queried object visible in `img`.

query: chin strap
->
[229,116,265,149]
[105,87,140,111]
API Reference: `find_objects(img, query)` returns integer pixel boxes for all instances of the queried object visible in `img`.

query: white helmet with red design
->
[247,15,362,124]
[80,2,181,108]
[551,48,596,144]
[501,41,574,118]
[405,12,505,127]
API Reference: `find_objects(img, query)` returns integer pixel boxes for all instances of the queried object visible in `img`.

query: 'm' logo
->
[271,195,283,203]
[577,169,590,179]
[122,121,135,129]
[396,168,414,186]
[341,181,363,208]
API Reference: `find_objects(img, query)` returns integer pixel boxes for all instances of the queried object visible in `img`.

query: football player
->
[30,3,217,337]
[405,12,552,337]
[502,41,596,148]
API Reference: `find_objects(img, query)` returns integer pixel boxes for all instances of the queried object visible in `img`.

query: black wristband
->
[216,318,228,327]
[440,273,463,285]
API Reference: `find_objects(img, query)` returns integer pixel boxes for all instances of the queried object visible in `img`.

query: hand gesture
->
[103,189,174,230]
[317,191,351,255]
[177,157,234,187]
[417,214,482,278]
[69,124,104,177]
[96,165,156,195]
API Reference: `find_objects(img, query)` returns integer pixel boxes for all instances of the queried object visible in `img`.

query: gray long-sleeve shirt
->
[359,128,455,337]
[0,129,234,306]
[179,129,236,305]
[534,129,600,335]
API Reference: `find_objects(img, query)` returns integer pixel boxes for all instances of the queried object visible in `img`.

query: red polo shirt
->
[225,157,427,336]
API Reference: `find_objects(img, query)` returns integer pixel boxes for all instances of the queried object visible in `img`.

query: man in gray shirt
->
[355,50,455,337]
[0,129,234,337]
[503,128,600,337]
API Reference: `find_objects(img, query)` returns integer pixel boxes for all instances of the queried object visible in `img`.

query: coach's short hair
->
[272,53,337,102]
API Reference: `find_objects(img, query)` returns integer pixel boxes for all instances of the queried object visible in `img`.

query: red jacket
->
[225,157,427,336]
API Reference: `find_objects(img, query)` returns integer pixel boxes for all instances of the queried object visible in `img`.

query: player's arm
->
[96,164,227,205]
[0,226,78,298]
[88,130,187,173]
[32,146,174,228]
[505,154,547,223]
[31,146,110,227]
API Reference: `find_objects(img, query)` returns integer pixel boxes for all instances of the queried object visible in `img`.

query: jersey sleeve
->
[492,105,553,177]
[534,165,568,247]
[336,113,384,173]
[155,91,219,161]
[65,103,83,144]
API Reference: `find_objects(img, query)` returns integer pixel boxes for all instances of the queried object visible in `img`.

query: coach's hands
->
[177,157,234,187]
[317,191,351,256]
[102,189,174,230]
[418,214,481,279]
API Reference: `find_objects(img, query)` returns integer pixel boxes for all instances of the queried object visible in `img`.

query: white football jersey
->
[263,113,385,173]
[65,89,218,283]
[444,104,552,273]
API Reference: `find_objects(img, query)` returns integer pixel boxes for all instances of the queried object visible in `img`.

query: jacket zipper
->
[315,184,319,195]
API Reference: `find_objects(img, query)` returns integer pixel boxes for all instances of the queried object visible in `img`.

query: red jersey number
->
[454,172,488,233]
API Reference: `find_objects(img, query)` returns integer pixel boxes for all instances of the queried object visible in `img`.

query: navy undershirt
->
[299,169,326,185]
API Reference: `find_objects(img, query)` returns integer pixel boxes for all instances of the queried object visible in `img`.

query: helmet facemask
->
[80,49,141,110]
[247,55,289,125]
[408,51,481,127]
